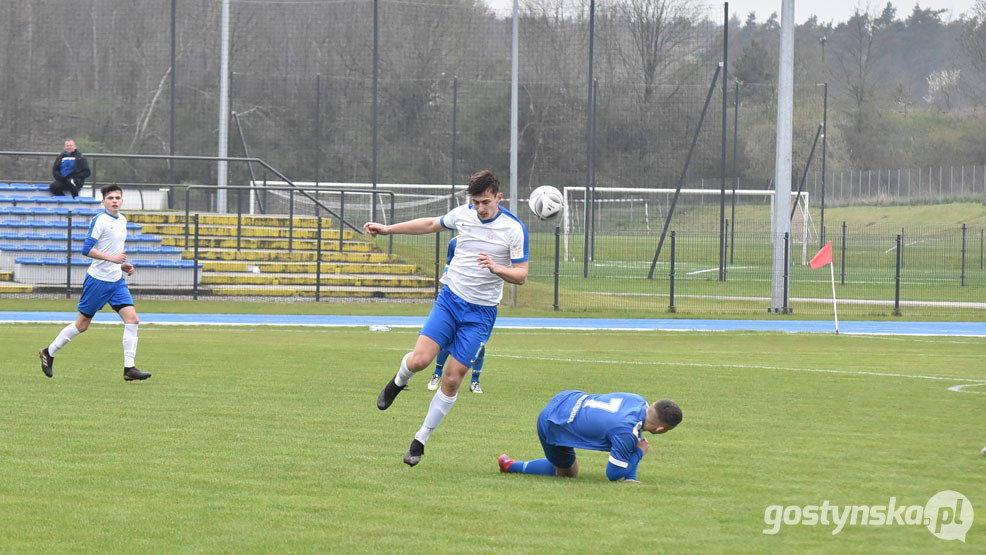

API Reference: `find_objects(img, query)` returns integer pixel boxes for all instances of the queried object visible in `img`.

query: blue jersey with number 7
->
[538,390,648,467]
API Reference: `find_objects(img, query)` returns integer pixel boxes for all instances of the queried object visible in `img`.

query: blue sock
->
[510,458,556,476]
[434,349,449,378]
[471,369,481,383]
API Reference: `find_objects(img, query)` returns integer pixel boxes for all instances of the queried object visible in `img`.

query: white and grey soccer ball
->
[528,185,564,220]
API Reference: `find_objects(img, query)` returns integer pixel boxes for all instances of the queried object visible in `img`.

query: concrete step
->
[0,284,32,293]
[139,223,354,240]
[182,249,396,263]
[200,272,434,287]
[209,285,435,299]
[199,261,418,275]
[161,237,373,251]
[128,212,333,228]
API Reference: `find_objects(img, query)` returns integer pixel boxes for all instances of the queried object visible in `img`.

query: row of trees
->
[1,0,985,198]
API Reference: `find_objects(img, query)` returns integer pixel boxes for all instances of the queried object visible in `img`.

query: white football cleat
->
[469,382,483,394]
[427,374,441,391]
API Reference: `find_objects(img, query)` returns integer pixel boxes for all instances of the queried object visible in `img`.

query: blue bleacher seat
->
[14,257,41,264]
[0,183,9,189]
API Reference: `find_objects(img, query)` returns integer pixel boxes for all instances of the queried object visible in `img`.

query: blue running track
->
[2,311,984,336]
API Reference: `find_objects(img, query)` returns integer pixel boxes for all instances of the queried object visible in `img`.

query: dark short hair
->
[101,184,122,197]
[655,398,682,428]
[467,170,499,197]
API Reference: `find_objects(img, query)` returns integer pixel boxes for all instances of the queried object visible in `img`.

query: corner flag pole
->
[810,241,837,334]
[829,260,839,334]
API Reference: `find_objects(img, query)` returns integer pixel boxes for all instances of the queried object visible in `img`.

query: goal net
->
[562,186,817,264]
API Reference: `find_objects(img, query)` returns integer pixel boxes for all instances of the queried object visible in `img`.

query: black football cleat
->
[403,439,425,467]
[39,348,53,378]
[376,376,406,410]
[124,367,151,381]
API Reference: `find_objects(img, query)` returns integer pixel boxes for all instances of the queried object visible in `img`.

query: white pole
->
[217,0,230,213]
[771,0,795,311]
[508,0,519,307]
[830,261,839,334]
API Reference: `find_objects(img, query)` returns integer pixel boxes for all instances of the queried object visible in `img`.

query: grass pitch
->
[1,323,983,552]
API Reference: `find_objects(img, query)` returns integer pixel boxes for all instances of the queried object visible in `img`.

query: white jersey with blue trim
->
[540,391,649,469]
[85,210,128,282]
[439,204,528,306]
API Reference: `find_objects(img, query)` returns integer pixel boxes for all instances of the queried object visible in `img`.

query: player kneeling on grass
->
[499,391,681,482]
[38,184,150,382]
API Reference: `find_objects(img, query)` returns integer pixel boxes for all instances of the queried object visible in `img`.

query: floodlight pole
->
[820,82,828,246]
[509,0,519,307]
[718,1,728,282]
[583,0,596,279]
[371,0,379,222]
[217,0,230,213]
[770,0,795,312]
[169,0,176,187]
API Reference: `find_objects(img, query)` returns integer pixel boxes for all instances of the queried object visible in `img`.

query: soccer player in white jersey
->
[497,392,682,482]
[39,184,151,381]
[364,170,529,466]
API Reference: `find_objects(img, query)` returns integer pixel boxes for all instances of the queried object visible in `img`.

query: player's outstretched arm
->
[364,217,442,237]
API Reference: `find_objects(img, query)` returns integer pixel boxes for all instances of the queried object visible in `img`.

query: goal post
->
[561,186,816,264]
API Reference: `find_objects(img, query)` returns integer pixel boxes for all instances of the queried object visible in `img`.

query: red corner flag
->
[810,241,833,270]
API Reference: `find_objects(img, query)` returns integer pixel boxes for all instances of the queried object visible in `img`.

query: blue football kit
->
[523,391,649,481]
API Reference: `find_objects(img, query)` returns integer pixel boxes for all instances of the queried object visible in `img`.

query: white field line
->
[479,352,986,396]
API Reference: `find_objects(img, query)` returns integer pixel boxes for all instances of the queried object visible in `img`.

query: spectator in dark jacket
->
[50,139,91,197]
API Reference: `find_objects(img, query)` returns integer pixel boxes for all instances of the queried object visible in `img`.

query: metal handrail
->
[0,150,366,233]
[182,185,396,255]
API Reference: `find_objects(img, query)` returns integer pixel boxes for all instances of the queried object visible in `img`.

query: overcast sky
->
[482,0,981,24]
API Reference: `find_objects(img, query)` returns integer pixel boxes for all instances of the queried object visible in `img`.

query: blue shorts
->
[419,287,497,368]
[77,274,134,318]
[537,412,577,469]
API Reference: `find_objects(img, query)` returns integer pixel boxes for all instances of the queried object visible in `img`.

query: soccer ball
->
[528,185,564,220]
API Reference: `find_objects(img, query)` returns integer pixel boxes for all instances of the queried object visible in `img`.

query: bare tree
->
[959,0,986,109]
[603,0,709,108]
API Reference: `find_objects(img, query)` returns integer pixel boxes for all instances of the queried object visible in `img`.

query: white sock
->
[123,324,138,367]
[394,352,415,387]
[414,390,457,444]
[48,323,81,356]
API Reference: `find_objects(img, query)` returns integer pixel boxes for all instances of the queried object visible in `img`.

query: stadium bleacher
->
[13,257,201,287]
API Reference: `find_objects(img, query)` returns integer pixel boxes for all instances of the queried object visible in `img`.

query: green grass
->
[1,324,984,552]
